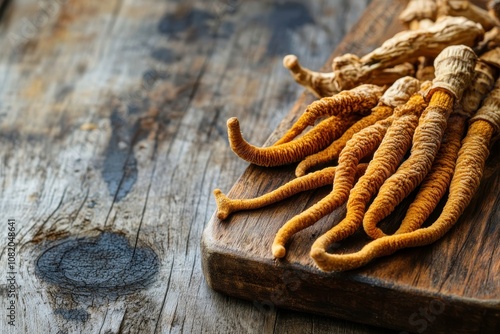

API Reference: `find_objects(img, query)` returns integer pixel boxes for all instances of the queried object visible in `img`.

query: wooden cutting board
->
[201,1,500,333]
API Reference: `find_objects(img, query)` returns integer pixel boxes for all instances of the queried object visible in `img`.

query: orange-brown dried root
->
[213,164,368,220]
[362,45,477,239]
[363,91,454,239]
[227,114,356,167]
[295,105,393,177]
[305,93,427,252]
[273,84,385,145]
[271,116,393,258]
[310,119,494,271]
[397,59,498,233]
[437,0,499,32]
[295,76,421,176]
[396,114,466,233]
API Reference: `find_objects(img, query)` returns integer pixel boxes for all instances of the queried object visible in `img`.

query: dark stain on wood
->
[158,7,215,40]
[54,308,90,323]
[142,69,170,91]
[54,84,74,102]
[101,109,143,202]
[0,0,11,22]
[150,47,178,64]
[36,232,159,295]
[265,2,314,56]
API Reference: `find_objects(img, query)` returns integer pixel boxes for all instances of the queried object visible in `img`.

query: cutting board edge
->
[201,221,500,333]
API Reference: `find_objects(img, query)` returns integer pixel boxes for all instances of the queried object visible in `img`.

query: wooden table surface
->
[0,0,417,333]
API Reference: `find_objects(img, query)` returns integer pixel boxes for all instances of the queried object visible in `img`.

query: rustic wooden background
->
[0,0,420,333]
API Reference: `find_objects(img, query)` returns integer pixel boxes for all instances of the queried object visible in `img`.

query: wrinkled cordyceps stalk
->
[226,114,357,167]
[226,85,386,167]
[301,86,429,261]
[397,53,499,234]
[213,164,368,220]
[309,76,500,272]
[295,76,420,177]
[271,116,395,258]
[362,45,477,239]
[271,81,426,259]
[273,84,384,145]
[310,45,477,270]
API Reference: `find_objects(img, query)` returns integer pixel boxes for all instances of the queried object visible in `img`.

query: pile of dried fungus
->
[213,0,500,271]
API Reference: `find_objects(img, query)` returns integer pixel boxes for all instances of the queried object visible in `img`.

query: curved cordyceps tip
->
[295,166,307,178]
[227,117,239,127]
[213,189,231,220]
[272,244,287,258]
[283,54,299,71]
[310,247,366,272]
[309,247,324,261]
[310,247,341,271]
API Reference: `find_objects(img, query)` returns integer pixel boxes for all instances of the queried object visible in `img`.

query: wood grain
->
[0,0,392,333]
[202,1,500,333]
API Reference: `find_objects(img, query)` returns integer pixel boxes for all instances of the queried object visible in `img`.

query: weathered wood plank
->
[0,0,383,333]
[202,1,500,333]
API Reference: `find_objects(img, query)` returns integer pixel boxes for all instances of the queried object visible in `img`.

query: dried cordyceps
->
[491,0,500,19]
[213,164,368,220]
[282,55,337,98]
[271,115,395,258]
[273,84,384,145]
[362,45,477,239]
[333,16,482,91]
[226,114,356,167]
[399,0,438,81]
[295,76,420,177]
[306,90,428,257]
[310,78,500,272]
[212,0,499,271]
[283,55,413,98]
[437,0,499,31]
[284,16,482,96]
[397,58,498,234]
[399,0,437,30]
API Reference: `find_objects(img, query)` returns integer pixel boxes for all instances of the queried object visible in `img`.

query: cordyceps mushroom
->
[284,16,483,96]
[226,114,357,167]
[301,86,429,259]
[362,45,477,239]
[213,164,368,220]
[437,0,500,32]
[476,0,500,54]
[271,117,393,258]
[270,86,427,258]
[397,55,499,234]
[272,84,385,145]
[399,0,438,81]
[399,0,437,30]
[295,76,421,177]
[283,55,413,98]
[310,77,500,272]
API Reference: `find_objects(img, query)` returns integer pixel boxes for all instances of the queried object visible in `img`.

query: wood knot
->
[36,232,159,296]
